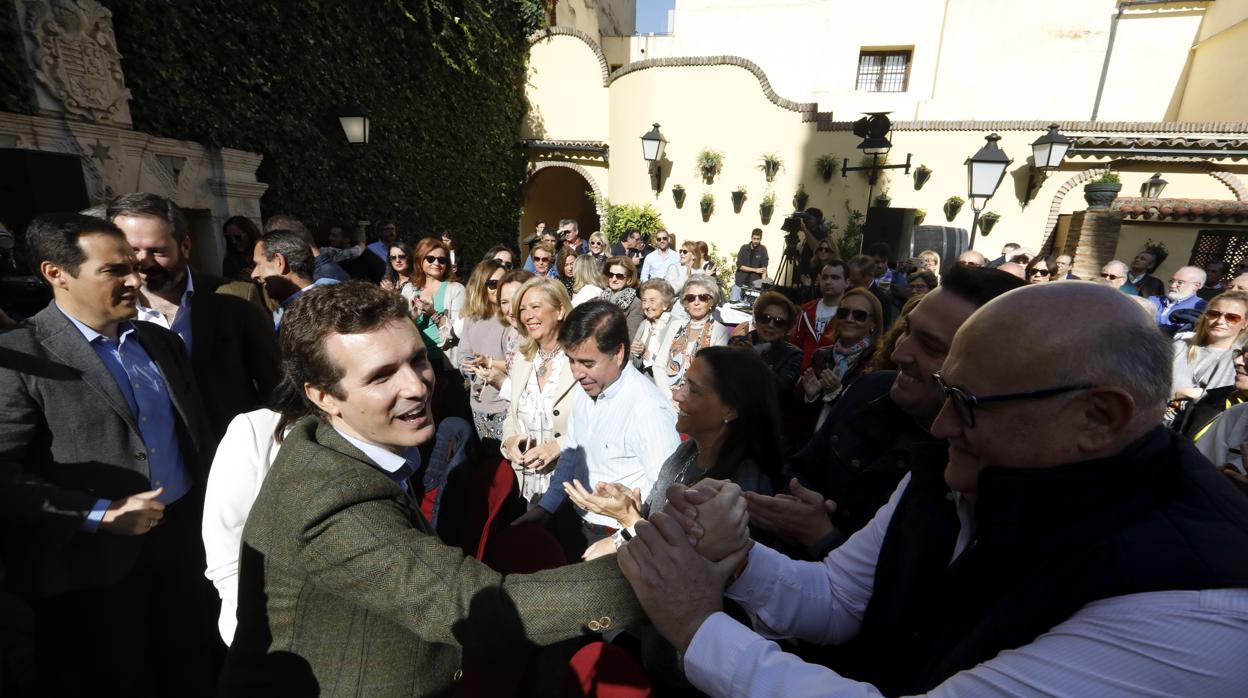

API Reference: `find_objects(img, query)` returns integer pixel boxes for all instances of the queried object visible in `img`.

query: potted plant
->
[913,164,932,190]
[815,154,838,182]
[759,153,783,182]
[696,149,724,183]
[672,184,686,208]
[1084,171,1122,210]
[874,191,892,208]
[760,191,776,225]
[914,208,927,225]
[979,211,1001,235]
[944,195,964,221]
[793,184,809,210]
[731,186,747,213]
[700,192,715,221]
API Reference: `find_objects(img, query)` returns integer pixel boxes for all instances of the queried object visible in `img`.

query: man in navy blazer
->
[0,214,215,695]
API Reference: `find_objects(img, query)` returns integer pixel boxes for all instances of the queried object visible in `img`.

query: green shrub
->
[592,195,665,244]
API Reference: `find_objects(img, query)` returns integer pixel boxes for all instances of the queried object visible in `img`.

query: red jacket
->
[791,298,838,370]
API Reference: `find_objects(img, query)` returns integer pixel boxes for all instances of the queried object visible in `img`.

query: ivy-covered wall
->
[95,0,543,258]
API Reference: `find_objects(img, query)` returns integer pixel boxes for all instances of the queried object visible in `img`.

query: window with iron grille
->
[1188,229,1248,271]
[856,50,911,93]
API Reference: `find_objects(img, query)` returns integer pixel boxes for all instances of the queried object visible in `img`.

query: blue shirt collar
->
[56,303,134,345]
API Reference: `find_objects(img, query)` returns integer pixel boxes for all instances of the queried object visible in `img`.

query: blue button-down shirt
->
[273,277,341,331]
[58,306,192,531]
[335,428,421,492]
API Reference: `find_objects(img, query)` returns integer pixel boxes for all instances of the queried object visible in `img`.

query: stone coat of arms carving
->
[18,0,133,125]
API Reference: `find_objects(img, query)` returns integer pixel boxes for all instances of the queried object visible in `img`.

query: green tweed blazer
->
[220,418,643,696]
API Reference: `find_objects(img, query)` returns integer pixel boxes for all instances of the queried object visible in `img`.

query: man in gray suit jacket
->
[221,281,643,696]
[0,214,216,695]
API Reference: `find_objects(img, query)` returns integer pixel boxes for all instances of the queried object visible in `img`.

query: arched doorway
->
[520,164,602,247]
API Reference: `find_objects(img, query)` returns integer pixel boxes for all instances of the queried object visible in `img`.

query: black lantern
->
[965,133,1012,248]
[1030,123,1071,171]
[641,123,667,166]
[336,103,369,144]
[1141,173,1168,199]
[854,113,893,155]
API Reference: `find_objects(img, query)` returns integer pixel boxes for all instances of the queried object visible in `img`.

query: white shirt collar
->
[333,426,420,475]
[135,270,194,320]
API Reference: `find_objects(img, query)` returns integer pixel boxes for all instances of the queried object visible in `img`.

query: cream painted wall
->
[524,35,610,143]
[555,0,637,43]
[1175,0,1248,121]
[614,0,1209,122]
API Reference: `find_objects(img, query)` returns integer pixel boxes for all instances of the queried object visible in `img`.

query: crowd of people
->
[0,194,1246,697]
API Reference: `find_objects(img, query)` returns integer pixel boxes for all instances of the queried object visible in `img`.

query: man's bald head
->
[959,250,986,267]
[934,282,1170,498]
[998,262,1025,279]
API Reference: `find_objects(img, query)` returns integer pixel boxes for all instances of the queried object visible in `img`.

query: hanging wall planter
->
[979,211,1001,236]
[672,184,686,208]
[914,208,927,225]
[731,187,747,213]
[759,153,783,183]
[1083,172,1122,210]
[760,192,776,225]
[944,196,965,221]
[700,192,715,221]
[696,149,724,183]
[913,164,932,190]
[815,154,838,182]
[793,184,809,211]
[874,192,892,208]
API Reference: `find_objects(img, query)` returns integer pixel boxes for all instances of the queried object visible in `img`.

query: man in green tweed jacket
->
[220,282,643,696]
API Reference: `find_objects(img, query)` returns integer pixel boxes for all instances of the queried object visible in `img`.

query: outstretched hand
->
[745,478,837,548]
[618,511,751,654]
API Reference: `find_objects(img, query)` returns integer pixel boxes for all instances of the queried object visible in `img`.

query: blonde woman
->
[918,249,942,278]
[1172,290,1248,402]
[588,231,609,264]
[457,259,509,439]
[570,254,609,307]
[500,277,577,505]
[655,274,729,402]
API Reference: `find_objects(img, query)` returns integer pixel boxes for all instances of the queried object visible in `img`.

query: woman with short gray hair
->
[654,274,729,402]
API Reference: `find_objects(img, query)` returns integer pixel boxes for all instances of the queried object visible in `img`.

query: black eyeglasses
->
[932,370,1095,428]
[656,236,670,242]
[836,307,869,322]
[684,293,713,303]
[391,254,408,261]
[485,279,500,290]
[607,271,629,280]
[1233,347,1248,361]
[493,258,514,270]
[532,255,552,263]
[424,255,449,265]
[1028,268,1052,277]
[756,313,789,328]
[1100,272,1122,281]
[678,249,690,255]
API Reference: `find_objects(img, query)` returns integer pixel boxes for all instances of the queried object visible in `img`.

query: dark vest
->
[842,426,1248,696]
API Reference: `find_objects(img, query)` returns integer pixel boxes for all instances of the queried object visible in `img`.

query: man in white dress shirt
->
[640,230,680,282]
[619,281,1248,697]
[532,300,680,551]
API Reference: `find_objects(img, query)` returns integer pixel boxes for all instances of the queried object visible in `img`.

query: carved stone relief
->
[16,0,133,126]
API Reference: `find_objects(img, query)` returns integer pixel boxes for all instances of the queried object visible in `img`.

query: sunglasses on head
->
[1206,309,1245,324]
[607,271,629,280]
[837,307,869,322]
[1028,268,1051,277]
[486,279,500,290]
[684,293,713,304]
[425,255,448,265]
[1100,272,1122,281]
[756,312,789,328]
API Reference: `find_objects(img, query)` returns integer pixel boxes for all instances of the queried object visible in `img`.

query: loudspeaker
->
[0,149,90,235]
[862,207,916,260]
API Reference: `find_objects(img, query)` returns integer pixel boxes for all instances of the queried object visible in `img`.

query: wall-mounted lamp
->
[336,103,370,144]
[966,133,1012,248]
[641,122,668,191]
[1141,172,1168,199]
[1024,123,1071,202]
